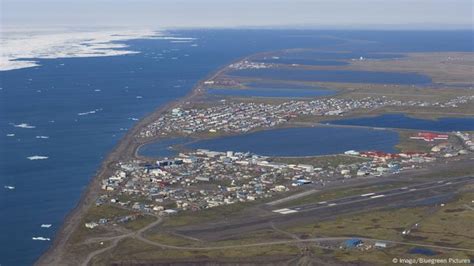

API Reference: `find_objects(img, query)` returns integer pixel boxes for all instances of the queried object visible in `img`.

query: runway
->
[272,175,472,215]
[174,176,472,241]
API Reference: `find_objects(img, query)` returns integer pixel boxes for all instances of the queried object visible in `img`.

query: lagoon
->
[187,126,399,157]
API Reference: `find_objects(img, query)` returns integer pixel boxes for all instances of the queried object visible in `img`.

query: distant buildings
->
[410,132,449,142]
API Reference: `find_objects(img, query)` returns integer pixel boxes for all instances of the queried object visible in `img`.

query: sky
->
[1,0,473,30]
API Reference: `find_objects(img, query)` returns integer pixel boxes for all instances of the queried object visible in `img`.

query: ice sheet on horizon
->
[0,29,186,71]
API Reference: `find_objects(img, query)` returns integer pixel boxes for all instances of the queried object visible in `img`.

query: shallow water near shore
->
[0,30,473,265]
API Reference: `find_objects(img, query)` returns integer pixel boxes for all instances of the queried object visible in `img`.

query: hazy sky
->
[1,0,473,30]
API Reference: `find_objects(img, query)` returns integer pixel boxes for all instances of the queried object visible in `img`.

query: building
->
[344,238,362,248]
[410,132,449,142]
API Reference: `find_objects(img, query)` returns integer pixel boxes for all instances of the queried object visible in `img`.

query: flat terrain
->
[37,49,474,265]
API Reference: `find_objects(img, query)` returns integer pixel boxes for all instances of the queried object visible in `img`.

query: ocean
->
[0,30,472,265]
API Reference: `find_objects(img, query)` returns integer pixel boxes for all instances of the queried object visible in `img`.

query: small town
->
[85,129,473,229]
[138,95,474,139]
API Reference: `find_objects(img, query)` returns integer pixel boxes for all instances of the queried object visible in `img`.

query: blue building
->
[344,238,362,248]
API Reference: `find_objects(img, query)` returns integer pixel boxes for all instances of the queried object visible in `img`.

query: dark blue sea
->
[0,30,473,265]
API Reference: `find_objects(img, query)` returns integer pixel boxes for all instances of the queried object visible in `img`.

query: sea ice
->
[14,123,36,129]
[1,29,165,71]
[27,155,49,160]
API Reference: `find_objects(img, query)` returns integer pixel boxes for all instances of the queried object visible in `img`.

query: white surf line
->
[360,193,376,197]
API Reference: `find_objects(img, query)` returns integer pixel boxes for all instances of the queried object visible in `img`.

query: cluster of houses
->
[228,60,273,70]
[96,136,467,219]
[408,131,471,157]
[138,96,468,139]
[455,131,474,151]
[84,214,139,229]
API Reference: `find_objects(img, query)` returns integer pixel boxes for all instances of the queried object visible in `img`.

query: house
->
[85,222,98,229]
[344,238,362,248]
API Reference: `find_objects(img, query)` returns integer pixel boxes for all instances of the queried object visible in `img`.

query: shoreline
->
[35,47,474,264]
[35,54,240,265]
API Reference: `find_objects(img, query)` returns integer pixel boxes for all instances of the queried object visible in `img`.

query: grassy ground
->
[69,205,132,244]
[270,154,369,168]
[91,238,300,265]
[395,130,434,153]
[285,189,474,251]
[146,229,290,248]
[122,215,156,231]
[159,199,265,228]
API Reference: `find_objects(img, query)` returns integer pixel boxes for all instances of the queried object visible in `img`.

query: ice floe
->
[35,136,49,139]
[4,185,15,190]
[40,224,52,228]
[6,133,15,137]
[32,237,50,241]
[14,123,36,129]
[27,155,49,160]
[78,108,102,116]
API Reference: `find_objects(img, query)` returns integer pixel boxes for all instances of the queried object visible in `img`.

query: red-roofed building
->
[410,132,449,142]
